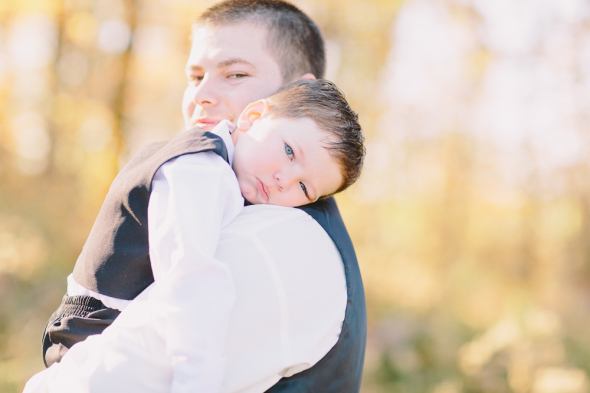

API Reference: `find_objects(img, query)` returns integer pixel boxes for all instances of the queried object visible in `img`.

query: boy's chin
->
[242,192,261,206]
[244,196,261,205]
[241,186,267,206]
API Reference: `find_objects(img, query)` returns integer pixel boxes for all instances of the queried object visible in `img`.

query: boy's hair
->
[267,79,365,195]
[195,0,325,82]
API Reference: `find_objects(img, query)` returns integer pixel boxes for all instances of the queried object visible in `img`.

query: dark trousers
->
[42,294,120,367]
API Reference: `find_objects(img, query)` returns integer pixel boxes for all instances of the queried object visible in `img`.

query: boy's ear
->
[237,99,271,132]
[298,73,316,81]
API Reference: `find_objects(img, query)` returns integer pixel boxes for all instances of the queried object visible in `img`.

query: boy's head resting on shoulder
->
[230,79,365,208]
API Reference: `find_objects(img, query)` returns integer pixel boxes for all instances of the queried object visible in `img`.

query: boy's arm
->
[147,153,244,393]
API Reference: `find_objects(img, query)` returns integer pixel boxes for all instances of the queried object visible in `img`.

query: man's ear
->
[237,99,271,132]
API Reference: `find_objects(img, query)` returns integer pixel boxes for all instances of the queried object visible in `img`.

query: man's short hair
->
[196,0,326,82]
[267,79,365,195]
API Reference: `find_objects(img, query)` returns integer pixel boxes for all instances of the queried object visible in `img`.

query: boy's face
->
[232,116,343,207]
[182,23,285,131]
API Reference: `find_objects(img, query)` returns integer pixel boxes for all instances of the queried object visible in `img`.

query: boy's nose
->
[275,170,297,192]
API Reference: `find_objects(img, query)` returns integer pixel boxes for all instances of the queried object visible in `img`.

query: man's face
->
[182,23,285,131]
[232,116,343,207]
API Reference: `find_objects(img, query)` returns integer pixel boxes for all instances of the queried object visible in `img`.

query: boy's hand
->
[219,119,237,134]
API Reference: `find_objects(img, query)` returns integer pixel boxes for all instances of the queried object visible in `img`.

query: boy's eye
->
[300,182,309,199]
[285,144,294,159]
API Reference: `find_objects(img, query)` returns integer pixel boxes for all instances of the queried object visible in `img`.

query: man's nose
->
[192,75,219,106]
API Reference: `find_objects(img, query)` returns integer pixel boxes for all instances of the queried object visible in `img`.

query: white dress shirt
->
[24,122,347,393]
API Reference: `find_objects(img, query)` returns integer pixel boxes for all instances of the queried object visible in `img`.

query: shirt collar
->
[210,120,235,167]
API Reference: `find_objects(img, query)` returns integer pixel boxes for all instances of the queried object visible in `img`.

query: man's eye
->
[228,73,247,79]
[188,75,203,84]
[285,144,294,159]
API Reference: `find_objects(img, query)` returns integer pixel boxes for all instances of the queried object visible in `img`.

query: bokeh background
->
[2,0,590,392]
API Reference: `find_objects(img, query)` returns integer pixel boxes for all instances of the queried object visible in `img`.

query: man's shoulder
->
[223,205,316,235]
[223,197,347,238]
[296,197,343,229]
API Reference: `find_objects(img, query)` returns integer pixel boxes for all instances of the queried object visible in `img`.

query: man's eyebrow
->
[186,65,203,73]
[217,58,256,69]
[186,59,255,73]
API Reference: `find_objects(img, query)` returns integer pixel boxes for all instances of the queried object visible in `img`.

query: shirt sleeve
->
[147,152,244,393]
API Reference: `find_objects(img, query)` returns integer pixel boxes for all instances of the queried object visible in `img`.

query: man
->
[42,1,366,391]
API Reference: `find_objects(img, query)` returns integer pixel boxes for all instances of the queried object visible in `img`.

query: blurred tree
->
[3,0,590,392]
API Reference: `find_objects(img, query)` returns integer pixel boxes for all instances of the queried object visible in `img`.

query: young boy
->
[29,79,364,393]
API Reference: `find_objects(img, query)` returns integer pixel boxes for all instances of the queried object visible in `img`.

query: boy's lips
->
[256,178,269,201]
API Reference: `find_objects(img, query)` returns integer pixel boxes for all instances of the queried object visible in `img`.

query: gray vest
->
[72,126,367,392]
[72,127,229,299]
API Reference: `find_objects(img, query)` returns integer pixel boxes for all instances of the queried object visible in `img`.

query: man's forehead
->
[188,22,271,63]
[192,20,268,38]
